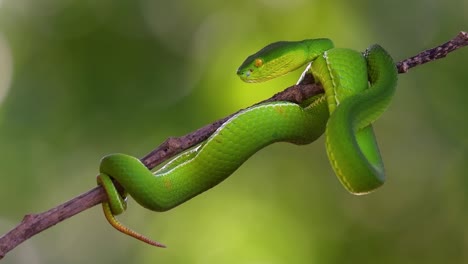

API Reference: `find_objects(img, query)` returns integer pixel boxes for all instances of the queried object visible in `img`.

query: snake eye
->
[254,58,263,67]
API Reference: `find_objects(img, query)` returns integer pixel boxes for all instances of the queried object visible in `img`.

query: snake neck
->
[303,38,334,61]
[310,48,368,115]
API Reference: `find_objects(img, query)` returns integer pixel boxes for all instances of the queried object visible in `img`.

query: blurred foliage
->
[0,0,467,263]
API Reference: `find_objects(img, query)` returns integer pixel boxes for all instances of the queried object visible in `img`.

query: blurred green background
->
[0,0,467,263]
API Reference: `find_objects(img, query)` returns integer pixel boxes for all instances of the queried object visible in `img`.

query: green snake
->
[96,38,398,247]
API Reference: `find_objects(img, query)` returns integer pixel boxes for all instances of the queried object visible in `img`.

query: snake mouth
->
[237,68,257,83]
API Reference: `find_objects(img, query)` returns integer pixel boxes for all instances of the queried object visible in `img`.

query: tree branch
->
[1,31,466,260]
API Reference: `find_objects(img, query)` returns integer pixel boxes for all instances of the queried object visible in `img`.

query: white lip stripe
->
[296,63,312,85]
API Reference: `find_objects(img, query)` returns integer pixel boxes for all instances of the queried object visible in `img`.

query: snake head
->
[237,41,305,83]
[237,39,334,83]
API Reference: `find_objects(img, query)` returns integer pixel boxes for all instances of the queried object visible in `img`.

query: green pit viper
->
[96,38,398,247]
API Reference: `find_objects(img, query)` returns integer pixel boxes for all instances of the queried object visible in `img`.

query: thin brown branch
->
[396,31,468,73]
[1,31,466,260]
[0,187,106,259]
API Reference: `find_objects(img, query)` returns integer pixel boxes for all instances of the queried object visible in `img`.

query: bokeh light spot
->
[0,33,13,107]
